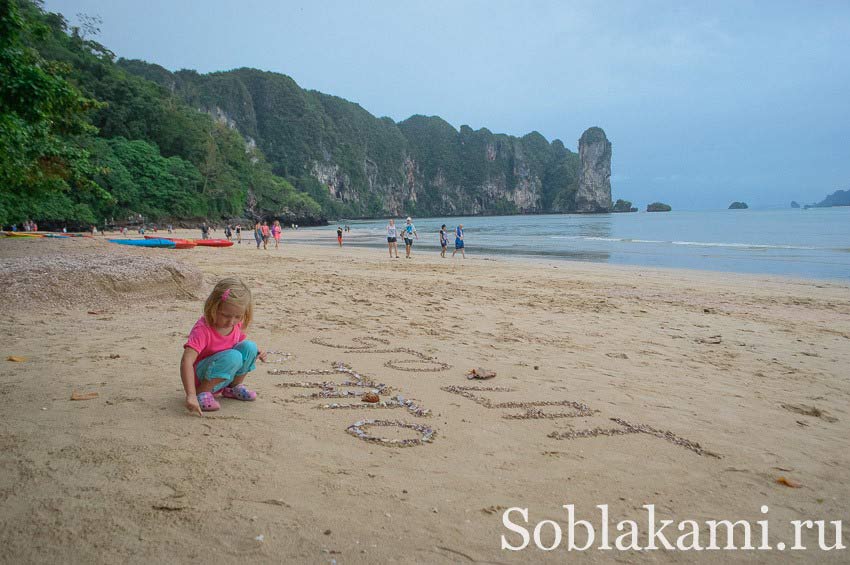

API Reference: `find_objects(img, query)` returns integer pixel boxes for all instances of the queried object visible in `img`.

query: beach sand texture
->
[1,231,849,563]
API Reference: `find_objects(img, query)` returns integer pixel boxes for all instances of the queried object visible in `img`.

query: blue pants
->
[195,341,258,393]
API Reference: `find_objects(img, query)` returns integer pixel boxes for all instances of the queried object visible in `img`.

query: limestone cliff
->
[121,62,609,218]
[575,127,613,213]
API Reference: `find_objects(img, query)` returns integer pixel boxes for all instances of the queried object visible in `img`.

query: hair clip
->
[221,289,231,301]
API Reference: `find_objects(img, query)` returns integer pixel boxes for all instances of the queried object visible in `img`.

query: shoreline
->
[283,227,850,283]
[14,226,849,288]
[182,227,850,288]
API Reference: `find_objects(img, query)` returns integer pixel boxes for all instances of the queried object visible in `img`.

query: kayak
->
[193,239,234,247]
[44,233,70,238]
[172,239,197,249]
[143,235,196,249]
[108,238,176,248]
[3,232,44,238]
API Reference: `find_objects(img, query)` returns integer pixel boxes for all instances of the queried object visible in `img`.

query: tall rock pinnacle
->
[576,127,612,213]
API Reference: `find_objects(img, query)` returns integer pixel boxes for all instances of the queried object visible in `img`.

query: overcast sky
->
[44,0,850,209]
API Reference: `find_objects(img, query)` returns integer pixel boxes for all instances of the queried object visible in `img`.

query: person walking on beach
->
[235,224,242,244]
[403,217,418,258]
[179,277,267,415]
[261,221,270,250]
[386,219,399,258]
[439,224,449,258]
[224,224,233,242]
[337,226,343,247]
[452,224,465,258]
[253,222,262,249]
[272,220,282,249]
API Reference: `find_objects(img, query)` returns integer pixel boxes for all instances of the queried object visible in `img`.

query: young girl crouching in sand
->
[180,278,267,415]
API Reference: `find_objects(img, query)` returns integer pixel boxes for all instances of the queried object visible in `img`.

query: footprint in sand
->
[780,403,838,423]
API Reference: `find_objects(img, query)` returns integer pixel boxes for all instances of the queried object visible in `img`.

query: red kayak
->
[192,239,234,247]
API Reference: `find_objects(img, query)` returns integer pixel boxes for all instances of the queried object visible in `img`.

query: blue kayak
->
[108,238,176,248]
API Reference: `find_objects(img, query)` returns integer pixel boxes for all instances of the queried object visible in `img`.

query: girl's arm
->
[180,348,202,416]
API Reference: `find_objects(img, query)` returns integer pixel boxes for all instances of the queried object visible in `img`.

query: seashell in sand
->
[466,367,497,379]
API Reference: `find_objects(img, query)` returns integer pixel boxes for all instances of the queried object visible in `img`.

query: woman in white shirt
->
[386,219,399,258]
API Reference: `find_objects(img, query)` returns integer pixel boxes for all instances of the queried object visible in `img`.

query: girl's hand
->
[185,394,203,417]
[258,349,268,362]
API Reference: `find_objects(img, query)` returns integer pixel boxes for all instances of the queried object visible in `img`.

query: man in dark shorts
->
[403,217,418,258]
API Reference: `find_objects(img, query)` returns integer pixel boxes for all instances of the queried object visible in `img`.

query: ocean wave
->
[549,236,621,241]
[549,235,818,250]
[671,241,816,250]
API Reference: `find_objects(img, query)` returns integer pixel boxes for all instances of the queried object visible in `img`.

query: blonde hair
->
[203,277,253,331]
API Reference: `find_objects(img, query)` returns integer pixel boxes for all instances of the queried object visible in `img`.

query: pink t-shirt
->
[184,316,246,375]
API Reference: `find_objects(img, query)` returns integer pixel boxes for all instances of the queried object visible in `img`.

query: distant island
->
[791,201,800,208]
[803,189,850,209]
[612,199,638,213]
[647,202,672,212]
[728,202,748,209]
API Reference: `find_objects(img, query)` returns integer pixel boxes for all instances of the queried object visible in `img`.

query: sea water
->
[296,208,850,280]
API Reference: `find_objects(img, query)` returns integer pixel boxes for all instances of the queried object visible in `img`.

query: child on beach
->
[337,226,344,246]
[180,278,267,415]
[439,224,448,257]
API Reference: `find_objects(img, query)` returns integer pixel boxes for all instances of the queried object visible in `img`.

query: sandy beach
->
[1,230,848,563]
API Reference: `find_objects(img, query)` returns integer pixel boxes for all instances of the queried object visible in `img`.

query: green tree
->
[0,0,108,224]
[86,137,204,221]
